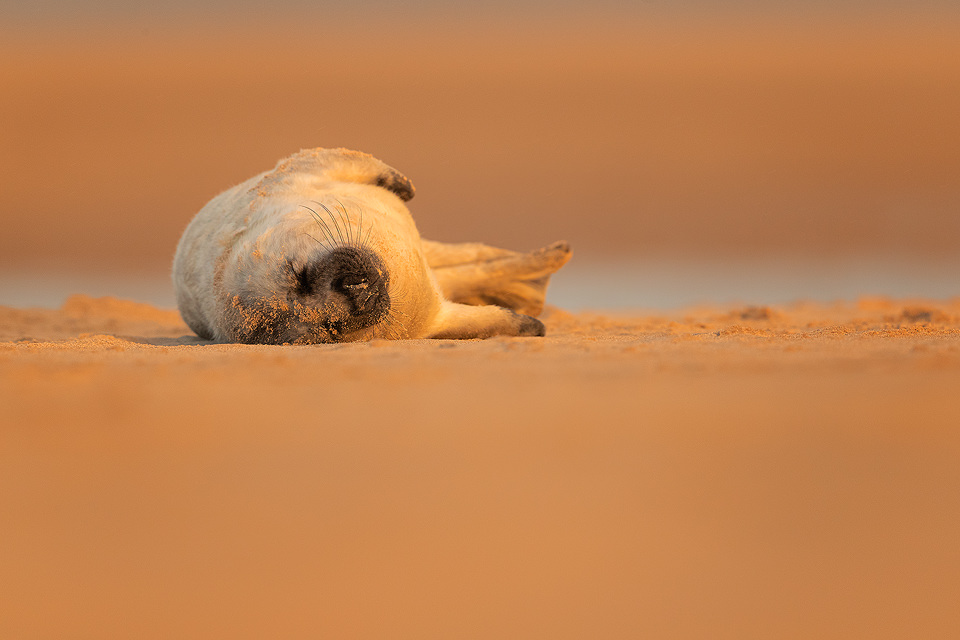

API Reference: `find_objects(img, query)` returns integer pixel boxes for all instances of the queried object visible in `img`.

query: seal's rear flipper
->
[423,240,572,316]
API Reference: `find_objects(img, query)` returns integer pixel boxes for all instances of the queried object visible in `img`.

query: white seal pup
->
[173,148,571,344]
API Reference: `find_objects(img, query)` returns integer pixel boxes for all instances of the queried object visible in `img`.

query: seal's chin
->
[327,301,391,340]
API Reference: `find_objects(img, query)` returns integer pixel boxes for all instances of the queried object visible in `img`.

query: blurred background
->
[2,0,959,309]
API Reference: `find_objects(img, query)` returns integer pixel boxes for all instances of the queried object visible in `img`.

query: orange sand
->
[3,295,960,638]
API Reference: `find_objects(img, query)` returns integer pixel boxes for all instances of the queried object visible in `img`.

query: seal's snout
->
[332,260,389,319]
[293,245,391,336]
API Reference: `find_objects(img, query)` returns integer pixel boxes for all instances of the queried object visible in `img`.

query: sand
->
[3,294,960,638]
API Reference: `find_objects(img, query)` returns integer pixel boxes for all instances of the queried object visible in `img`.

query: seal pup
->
[173,148,571,344]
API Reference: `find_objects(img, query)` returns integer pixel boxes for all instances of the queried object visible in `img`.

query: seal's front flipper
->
[423,240,572,316]
[426,301,545,339]
[256,147,416,202]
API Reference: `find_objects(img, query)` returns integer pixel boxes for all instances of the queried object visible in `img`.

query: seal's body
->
[173,148,570,344]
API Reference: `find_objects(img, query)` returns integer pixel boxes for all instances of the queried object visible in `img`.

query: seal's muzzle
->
[293,246,391,335]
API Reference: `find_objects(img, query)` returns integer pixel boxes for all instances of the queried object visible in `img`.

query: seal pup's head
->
[188,149,428,345]
[224,226,402,345]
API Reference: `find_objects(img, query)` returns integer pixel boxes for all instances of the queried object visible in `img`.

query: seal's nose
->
[315,246,390,325]
[334,267,387,317]
[293,245,391,334]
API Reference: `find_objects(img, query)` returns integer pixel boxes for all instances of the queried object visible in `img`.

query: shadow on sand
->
[118,335,215,347]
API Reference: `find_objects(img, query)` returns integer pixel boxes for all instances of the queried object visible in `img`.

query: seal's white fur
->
[173,148,570,343]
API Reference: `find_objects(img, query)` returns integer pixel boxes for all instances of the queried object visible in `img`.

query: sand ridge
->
[4,292,960,353]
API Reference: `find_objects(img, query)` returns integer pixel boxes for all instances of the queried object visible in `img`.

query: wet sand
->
[3,295,960,638]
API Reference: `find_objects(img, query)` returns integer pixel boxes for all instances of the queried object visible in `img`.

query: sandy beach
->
[3,295,960,638]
